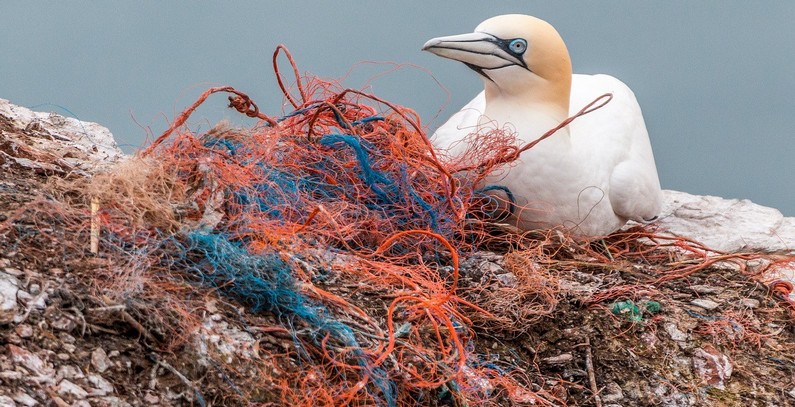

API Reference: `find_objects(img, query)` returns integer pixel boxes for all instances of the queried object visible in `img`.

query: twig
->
[584,336,602,407]
[151,354,207,407]
[88,304,127,312]
[86,322,121,336]
[119,309,157,344]
[85,300,157,343]
[90,197,99,254]
[67,306,87,336]
[16,281,50,324]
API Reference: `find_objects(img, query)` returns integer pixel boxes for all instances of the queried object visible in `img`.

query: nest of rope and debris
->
[1,46,794,406]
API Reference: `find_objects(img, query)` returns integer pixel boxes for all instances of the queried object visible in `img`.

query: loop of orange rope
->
[273,44,308,109]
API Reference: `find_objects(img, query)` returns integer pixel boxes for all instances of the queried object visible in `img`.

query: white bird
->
[423,14,662,238]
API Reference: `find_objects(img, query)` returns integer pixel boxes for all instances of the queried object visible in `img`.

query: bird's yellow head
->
[423,14,572,110]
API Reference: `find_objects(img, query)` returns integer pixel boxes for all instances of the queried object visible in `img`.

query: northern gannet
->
[423,14,663,237]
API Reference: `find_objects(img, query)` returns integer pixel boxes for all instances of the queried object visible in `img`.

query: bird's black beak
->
[422,32,526,71]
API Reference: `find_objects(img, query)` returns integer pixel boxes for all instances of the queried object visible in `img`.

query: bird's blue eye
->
[509,38,527,54]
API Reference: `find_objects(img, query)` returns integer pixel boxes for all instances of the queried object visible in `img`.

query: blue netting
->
[185,231,396,406]
[198,129,458,240]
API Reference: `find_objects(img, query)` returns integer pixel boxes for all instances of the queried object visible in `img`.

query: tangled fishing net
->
[81,46,558,406]
[17,46,795,406]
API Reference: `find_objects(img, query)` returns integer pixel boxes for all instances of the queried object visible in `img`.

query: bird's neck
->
[479,37,573,125]
[484,78,569,118]
[483,83,571,143]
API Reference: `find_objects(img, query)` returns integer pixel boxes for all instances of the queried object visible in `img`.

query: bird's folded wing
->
[570,74,662,221]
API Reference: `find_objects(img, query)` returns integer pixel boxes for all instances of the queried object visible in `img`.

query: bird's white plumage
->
[425,14,662,237]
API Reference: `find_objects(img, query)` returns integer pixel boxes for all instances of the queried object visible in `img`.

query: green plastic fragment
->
[611,300,662,321]
[612,300,642,321]
[643,300,662,314]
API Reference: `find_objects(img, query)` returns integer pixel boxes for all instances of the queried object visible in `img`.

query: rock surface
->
[657,190,795,283]
[658,190,795,254]
[0,98,123,174]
